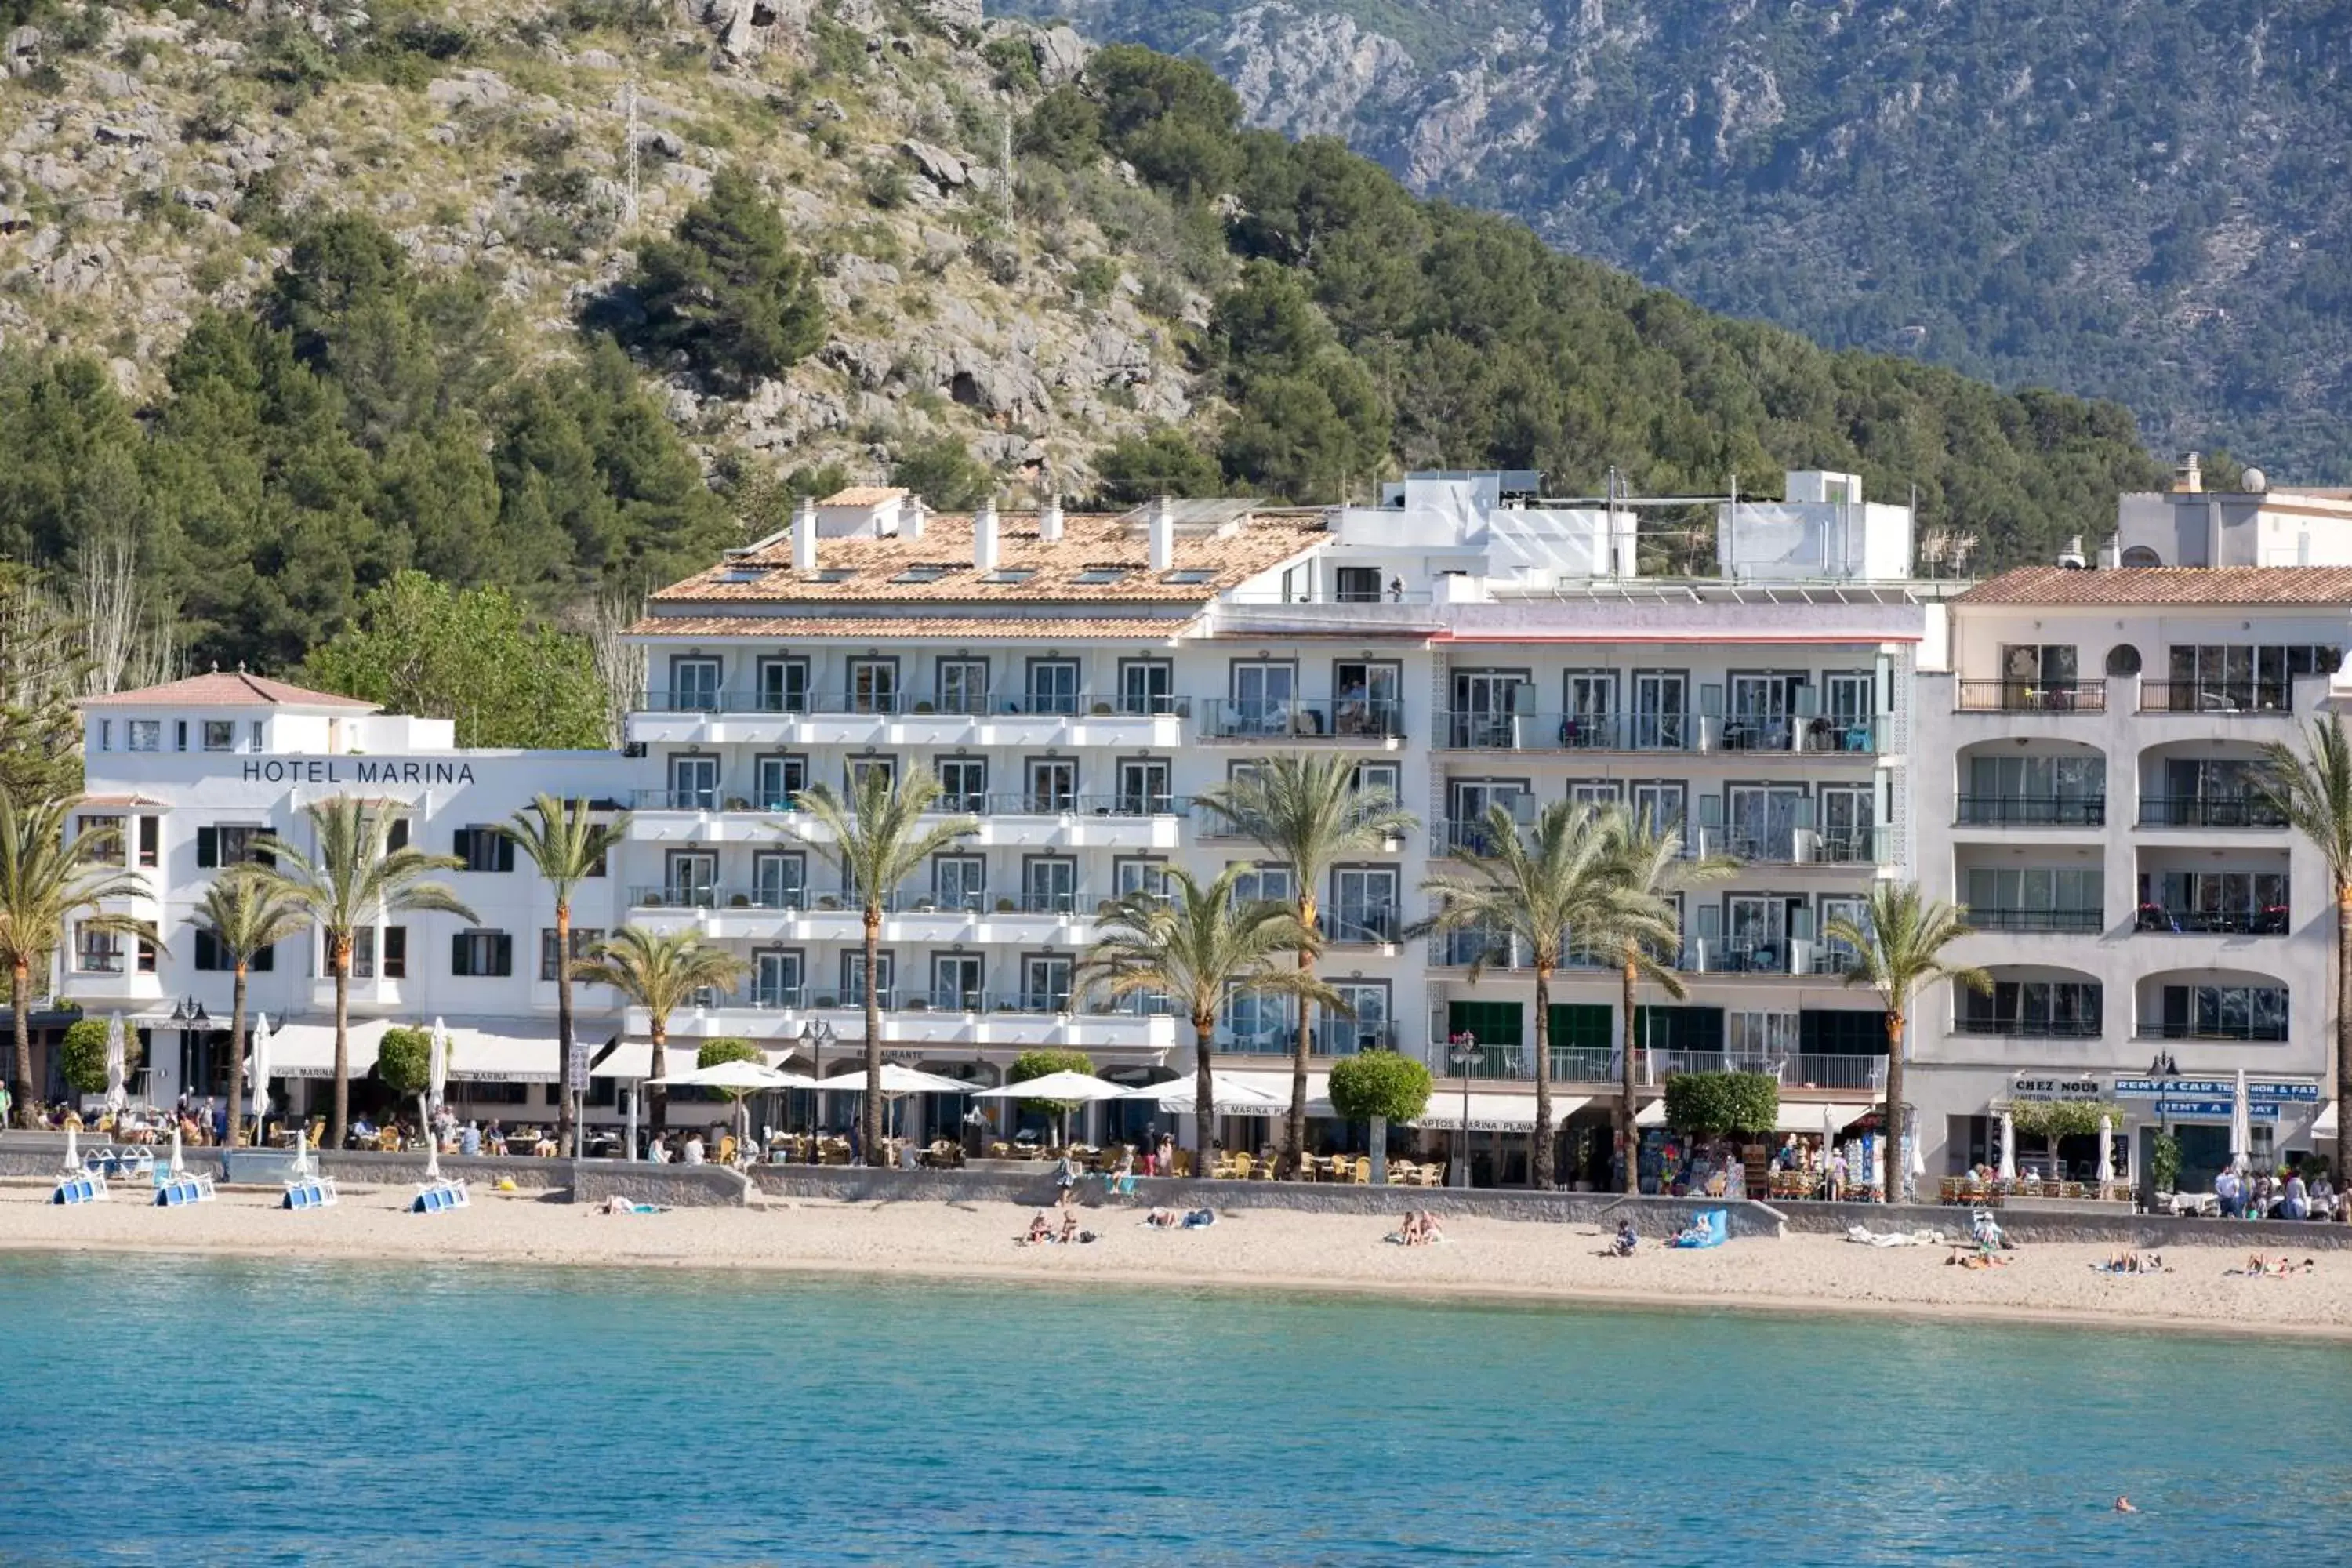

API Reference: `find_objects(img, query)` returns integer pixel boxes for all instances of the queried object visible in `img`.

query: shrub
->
[1662,1071,1777,1137]
[698,1037,760,1069]
[376,1026,432,1098]
[58,1017,110,1095]
[890,434,993,510]
[1092,425,1221,505]
[1327,1051,1433,1126]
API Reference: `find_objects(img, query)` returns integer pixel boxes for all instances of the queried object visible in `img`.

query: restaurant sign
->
[2008,1076,2102,1102]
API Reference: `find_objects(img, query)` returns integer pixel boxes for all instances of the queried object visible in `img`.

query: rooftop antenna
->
[624,76,641,227]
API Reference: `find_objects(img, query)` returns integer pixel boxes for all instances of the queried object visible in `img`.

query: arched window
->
[2120,546,2162,567]
[2105,644,2142,677]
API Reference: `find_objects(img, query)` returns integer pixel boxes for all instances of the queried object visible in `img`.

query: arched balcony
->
[1955,739,2106,828]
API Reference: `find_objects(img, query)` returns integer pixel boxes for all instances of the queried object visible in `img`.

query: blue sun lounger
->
[50,1171,106,1204]
[1668,1210,1730,1249]
[283,1175,339,1210]
[411,1178,470,1214]
[154,1173,216,1207]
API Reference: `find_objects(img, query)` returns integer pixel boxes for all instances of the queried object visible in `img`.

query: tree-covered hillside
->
[0,1,2165,688]
[1008,0,2352,480]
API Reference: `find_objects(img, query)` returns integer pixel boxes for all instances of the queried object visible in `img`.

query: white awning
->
[441,1024,563,1084]
[271,1018,393,1080]
[1637,1100,1668,1127]
[1203,1070,1333,1118]
[1780,1102,1875,1134]
[1413,1093,1586,1133]
[2316,1105,2337,1138]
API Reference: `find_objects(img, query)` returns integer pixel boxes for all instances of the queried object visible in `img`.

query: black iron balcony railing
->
[1955,680,2107,713]
[1966,906,2103,933]
[1955,795,2105,827]
[2138,795,2288,828]
[2138,681,2293,715]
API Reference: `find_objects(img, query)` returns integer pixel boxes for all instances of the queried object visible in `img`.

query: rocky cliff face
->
[0,0,1199,492]
[1006,0,2352,479]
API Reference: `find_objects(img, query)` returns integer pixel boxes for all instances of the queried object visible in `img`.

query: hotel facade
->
[38,463,2350,1186]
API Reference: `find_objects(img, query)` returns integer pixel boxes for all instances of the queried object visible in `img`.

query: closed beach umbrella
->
[2230,1069,2252,1173]
[169,1122,186,1177]
[423,1018,449,1181]
[246,1012,271,1136]
[103,1013,128,1115]
[2096,1113,2115,1186]
[1998,1111,2016,1183]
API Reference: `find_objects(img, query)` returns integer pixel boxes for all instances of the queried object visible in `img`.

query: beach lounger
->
[1668,1210,1730,1249]
[283,1175,339,1209]
[50,1171,106,1204]
[154,1174,216,1207]
[411,1178,470,1214]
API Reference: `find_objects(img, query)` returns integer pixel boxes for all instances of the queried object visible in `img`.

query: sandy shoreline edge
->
[5,1186,2347,1345]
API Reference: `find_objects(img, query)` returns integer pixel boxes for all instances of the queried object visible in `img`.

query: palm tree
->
[0,797,152,1127]
[1602,806,1737,1194]
[1199,753,1417,1176]
[1414,800,1649,1189]
[502,794,632,1156]
[250,797,474,1149]
[2259,717,2352,1179]
[571,926,747,1138]
[1825,882,1990,1203]
[1076,863,1339,1177]
[786,765,977,1162]
[191,872,309,1147]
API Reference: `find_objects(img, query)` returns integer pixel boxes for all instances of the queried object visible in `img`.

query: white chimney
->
[902,498,926,542]
[2096,537,2122,570]
[974,496,1000,572]
[1149,495,1174,573]
[792,496,817,572]
[1039,492,1064,543]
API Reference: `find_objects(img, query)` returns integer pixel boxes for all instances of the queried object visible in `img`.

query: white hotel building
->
[42,462,2349,1186]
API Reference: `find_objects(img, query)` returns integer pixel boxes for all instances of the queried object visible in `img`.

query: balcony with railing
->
[1318,902,1403,946]
[2132,905,2291,936]
[638,686,1194,720]
[1954,794,2106,827]
[1648,1049,1889,1091]
[2137,681,2295,716]
[632,789,1185,819]
[1955,680,2107,714]
[1966,906,2104,934]
[1950,1015,2103,1039]
[1436,710,1886,756]
[2137,795,2288,829]
[1200,697,1403,742]
[1216,1021,1399,1057]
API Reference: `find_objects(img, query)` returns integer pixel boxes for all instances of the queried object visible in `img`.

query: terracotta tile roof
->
[75,794,168,808]
[79,672,379,710]
[649,510,1325,608]
[629,615,1200,641]
[818,485,909,507]
[1960,567,2352,607]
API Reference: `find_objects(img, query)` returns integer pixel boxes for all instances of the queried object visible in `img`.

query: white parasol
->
[245,1012,272,1145]
[972,1070,1131,1102]
[2096,1113,2115,1186]
[1998,1110,2016,1183]
[647,1060,814,1154]
[2230,1068,2252,1174]
[103,1013,128,1115]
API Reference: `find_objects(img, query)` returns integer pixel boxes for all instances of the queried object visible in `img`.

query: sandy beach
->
[2,1181,2343,1338]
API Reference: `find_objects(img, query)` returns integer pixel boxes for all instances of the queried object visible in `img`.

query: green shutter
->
[1546,1004,1613,1051]
[1446,1000,1522,1047]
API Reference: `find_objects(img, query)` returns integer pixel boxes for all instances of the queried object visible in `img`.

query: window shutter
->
[451,934,471,977]
[197,827,218,869]
[498,835,516,873]
[492,933,513,976]
[452,827,474,862]
[389,818,410,852]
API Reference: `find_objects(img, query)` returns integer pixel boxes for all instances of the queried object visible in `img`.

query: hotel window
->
[1352,761,1400,801]
[1333,566,1382,604]
[1022,857,1077,913]
[539,927,604,982]
[1024,757,1076,812]
[76,815,125,864]
[1022,953,1073,1011]
[935,658,990,716]
[196,825,274,869]
[936,757,987,813]
[127,719,159,752]
[846,658,900,714]
[1229,865,1294,907]
[933,854,987,912]
[202,720,236,752]
[195,929,276,973]
[670,754,719,810]
[174,719,189,752]
[1118,659,1174,715]
[756,658,808,714]
[136,937,157,975]
[97,720,111,751]
[75,926,124,972]
[1114,757,1171,815]
[1113,858,1169,901]
[453,826,516,873]
[2159,984,2288,1042]
[137,816,158,868]
[1325,981,1392,1051]
[1025,659,1081,715]
[1331,660,1401,737]
[846,756,896,793]
[931,953,985,1011]
[250,720,264,751]
[347,927,408,981]
[451,930,515,978]
[388,817,411,852]
[751,851,804,909]
[668,656,720,712]
[842,950,894,1007]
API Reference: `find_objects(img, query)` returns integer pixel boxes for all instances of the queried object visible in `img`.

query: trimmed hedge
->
[1327,1051,1434,1124]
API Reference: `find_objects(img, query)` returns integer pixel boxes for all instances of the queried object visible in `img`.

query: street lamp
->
[800,1019,836,1156]
[1446,1030,1480,1188]
[168,996,209,1107]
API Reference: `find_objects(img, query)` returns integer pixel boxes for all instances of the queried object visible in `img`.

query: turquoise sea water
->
[3,1255,2347,1566]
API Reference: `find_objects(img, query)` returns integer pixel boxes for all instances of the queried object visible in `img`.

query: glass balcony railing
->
[1319,903,1403,944]
[1201,698,1402,741]
[638,688,1195,719]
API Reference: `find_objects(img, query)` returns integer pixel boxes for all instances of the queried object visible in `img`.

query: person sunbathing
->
[1144,1207,1181,1229]
[1058,1212,1080,1245]
[1024,1212,1054,1244]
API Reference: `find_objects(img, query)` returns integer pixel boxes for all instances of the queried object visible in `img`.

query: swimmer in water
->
[2114,1496,2138,1514]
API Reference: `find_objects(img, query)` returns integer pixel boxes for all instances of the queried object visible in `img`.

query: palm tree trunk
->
[1288,892,1317,1179]
[2336,887,2352,1182]
[862,906,883,1165]
[1192,1012,1216,1178]
[330,932,352,1150]
[1881,1004,1907,1205]
[1532,961,1555,1189]
[554,901,575,1153]
[10,960,32,1129]
[1620,949,1640,1196]
[648,1017,669,1137]
[224,960,248,1149]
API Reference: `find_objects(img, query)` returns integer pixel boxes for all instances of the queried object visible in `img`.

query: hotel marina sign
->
[239,758,478,786]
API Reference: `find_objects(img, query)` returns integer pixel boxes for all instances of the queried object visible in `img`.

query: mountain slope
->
[1002,0,2352,479]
